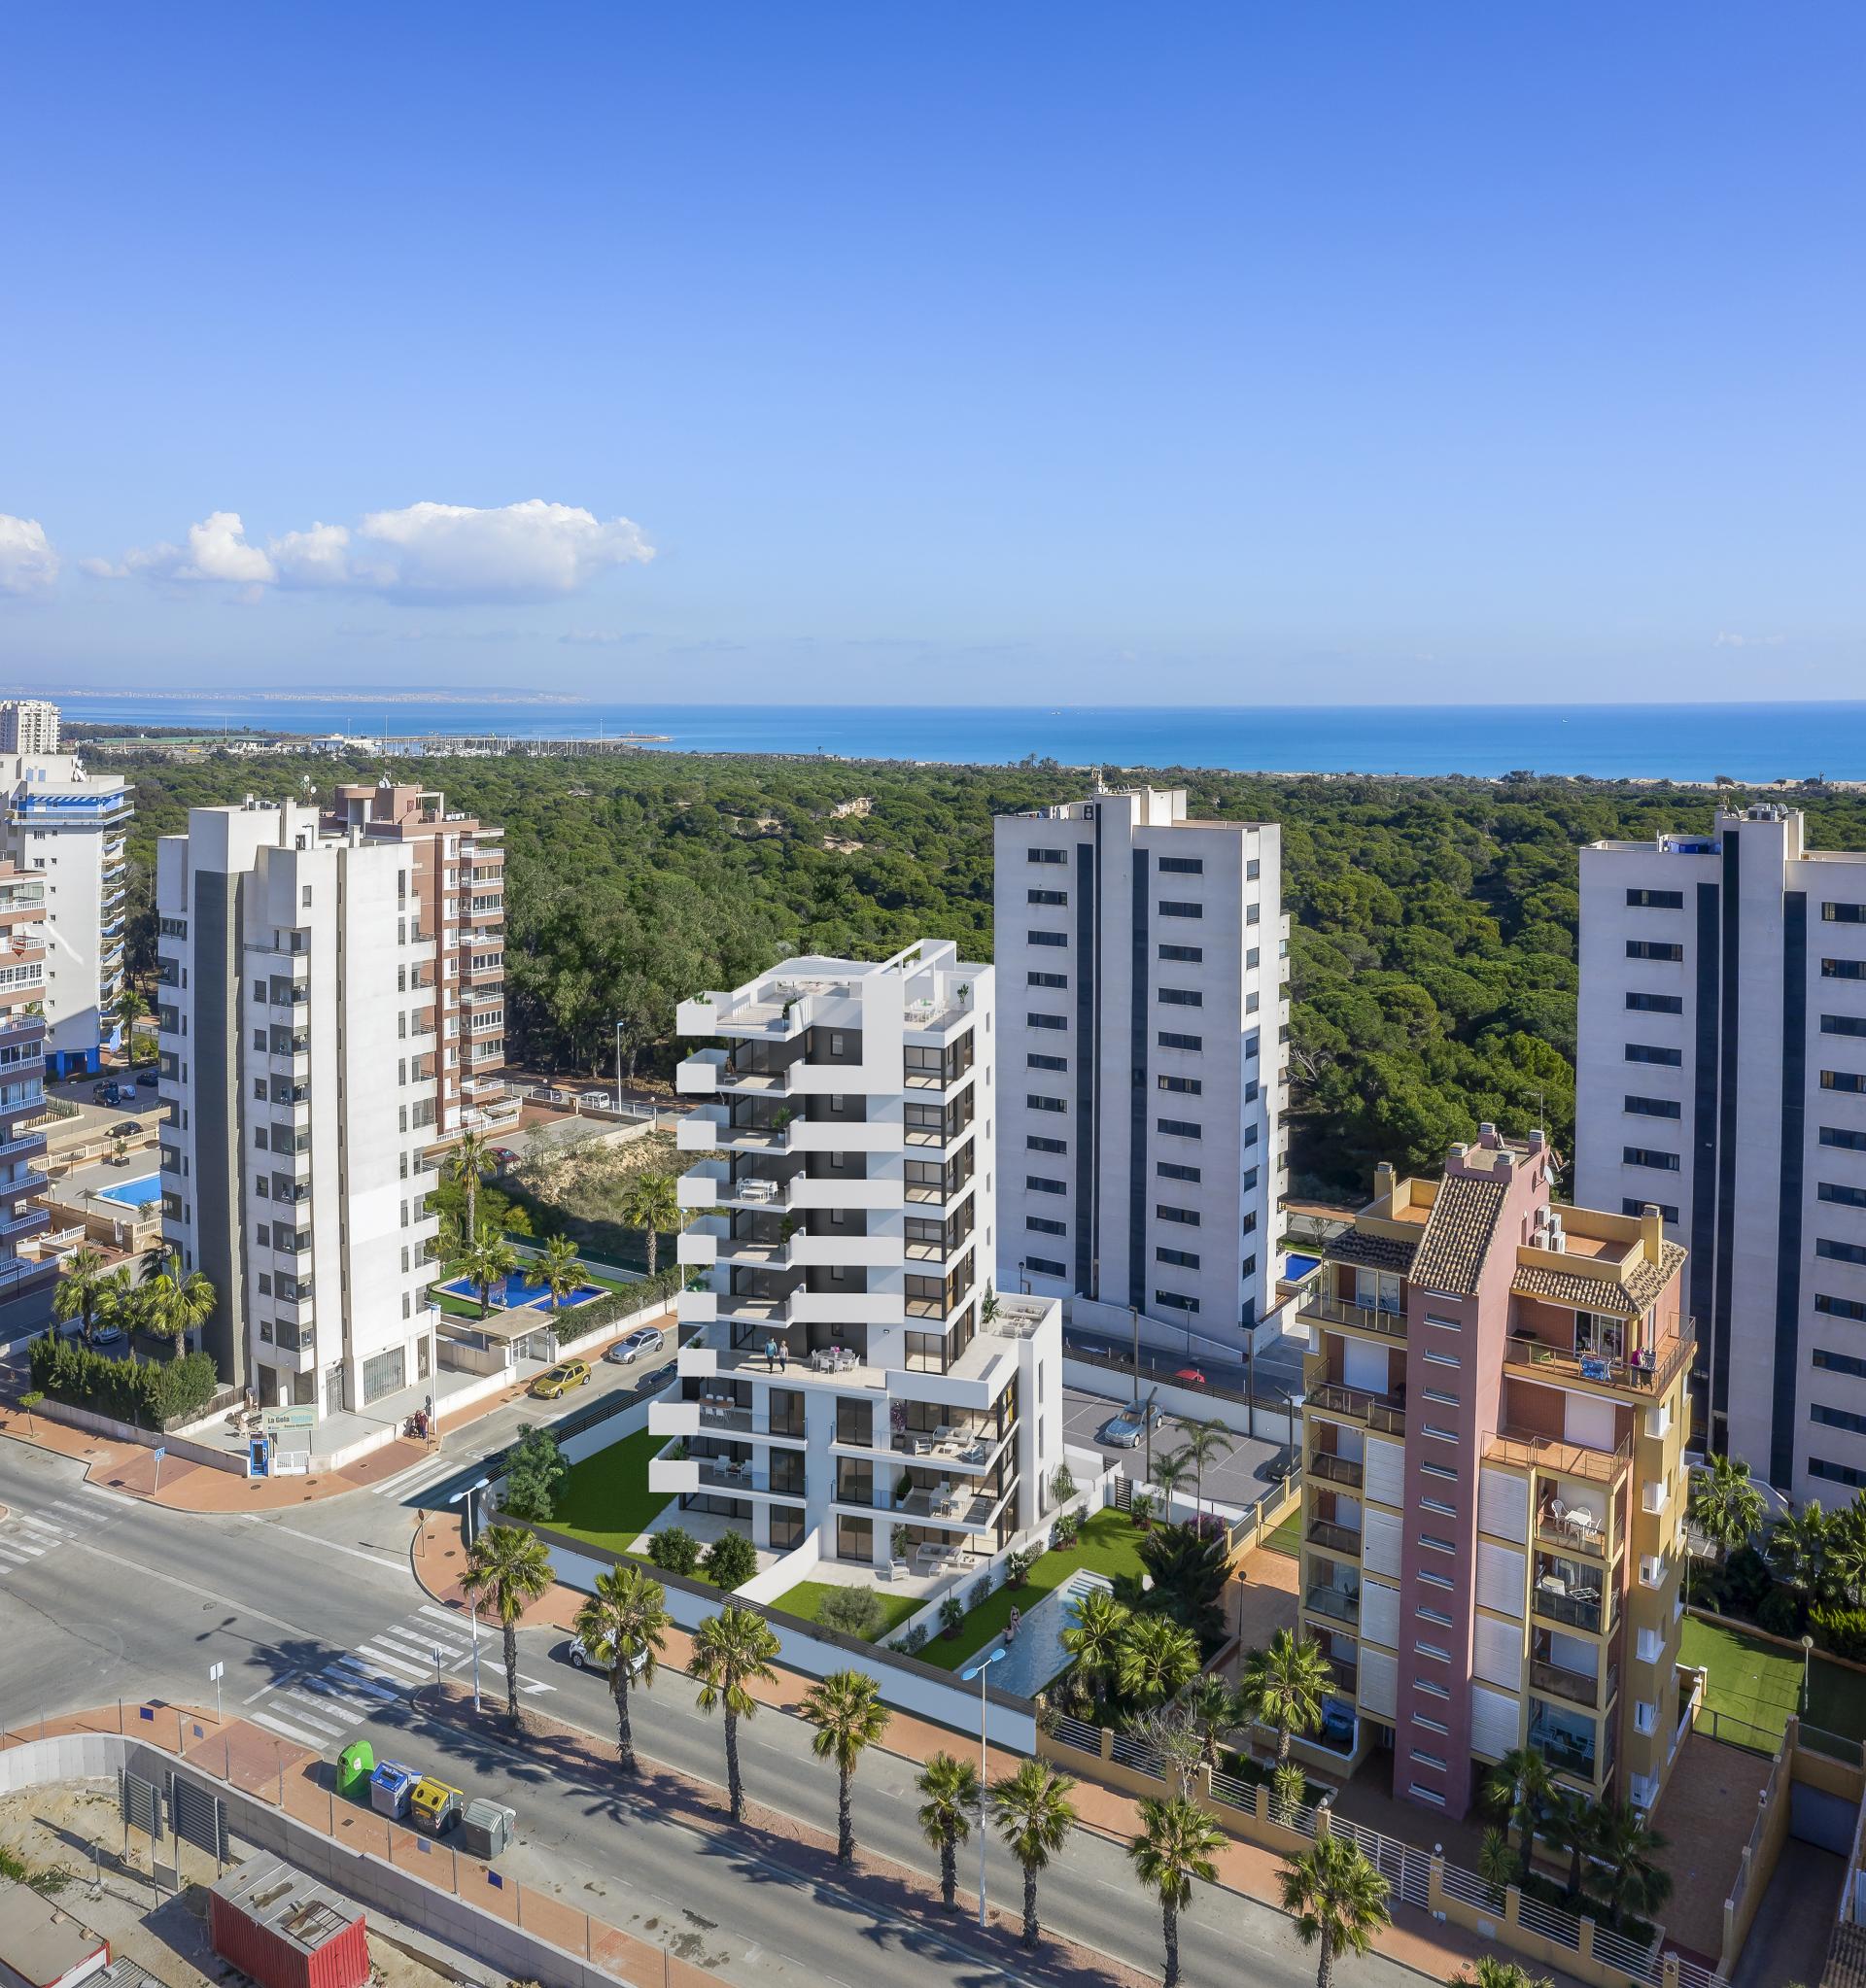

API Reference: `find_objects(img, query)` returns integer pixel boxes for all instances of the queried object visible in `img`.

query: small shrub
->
[1269,1760,1305,1822]
[890,1524,910,1560]
[704,1530,758,1589]
[1003,1548,1034,1588]
[1813,1602,1866,1661]
[898,1622,929,1655]
[1130,1491,1159,1530]
[819,1584,885,1639]
[27,1337,219,1430]
[1757,1584,1806,1638]
[1051,1461,1076,1506]
[940,1594,965,1637]
[968,1574,991,1609]
[1053,1511,1080,1551]
[646,1526,702,1577]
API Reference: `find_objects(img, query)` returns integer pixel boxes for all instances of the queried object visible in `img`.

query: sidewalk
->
[0,1360,547,1513]
[411,1511,1500,1985]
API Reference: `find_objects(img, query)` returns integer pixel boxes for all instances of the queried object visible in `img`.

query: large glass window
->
[835,1457,874,1507]
[836,1397,873,1446]
[770,1504,806,1552]
[362,1348,405,1404]
[836,1515,874,1561]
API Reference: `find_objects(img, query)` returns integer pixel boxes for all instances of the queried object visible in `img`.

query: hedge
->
[28,1337,221,1431]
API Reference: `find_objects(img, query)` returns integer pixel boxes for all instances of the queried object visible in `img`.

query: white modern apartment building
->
[0,730,130,1079]
[156,797,453,1416]
[993,788,1288,1340]
[659,942,1065,1571]
[0,702,62,755]
[1577,803,1866,1498]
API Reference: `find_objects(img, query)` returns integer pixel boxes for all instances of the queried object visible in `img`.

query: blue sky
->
[2,4,1861,705]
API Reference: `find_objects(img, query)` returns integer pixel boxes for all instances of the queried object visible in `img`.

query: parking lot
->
[1061,1383,1291,1513]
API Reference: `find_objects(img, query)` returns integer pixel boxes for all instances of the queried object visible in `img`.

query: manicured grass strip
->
[774,1581,922,1639]
[1679,1614,1866,1744]
[917,1507,1147,1672]
[551,1427,673,1558]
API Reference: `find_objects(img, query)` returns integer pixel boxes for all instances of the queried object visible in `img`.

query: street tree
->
[1278,1834,1393,1988]
[1127,1794,1225,1988]
[688,1605,781,1823]
[460,1525,554,1726]
[571,1563,669,1776]
[801,1669,891,1863]
[989,1758,1077,1949]
[916,1752,982,1910]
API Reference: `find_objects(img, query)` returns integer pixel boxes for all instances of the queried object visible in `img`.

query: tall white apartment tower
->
[156,799,446,1416]
[993,789,1288,1340]
[1577,804,1866,1499]
[0,727,130,1078]
[0,702,62,754]
[662,942,1065,1571]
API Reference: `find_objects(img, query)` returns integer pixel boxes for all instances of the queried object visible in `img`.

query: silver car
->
[605,1325,665,1364]
[567,1635,649,1677]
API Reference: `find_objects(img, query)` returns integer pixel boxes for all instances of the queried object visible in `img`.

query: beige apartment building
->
[1296,1126,1694,1821]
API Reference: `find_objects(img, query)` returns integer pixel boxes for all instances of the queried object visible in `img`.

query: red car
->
[1173,1366,1207,1388]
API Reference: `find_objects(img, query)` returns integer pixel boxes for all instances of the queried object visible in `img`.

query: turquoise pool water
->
[971,1569,1114,1697]
[96,1175,161,1208]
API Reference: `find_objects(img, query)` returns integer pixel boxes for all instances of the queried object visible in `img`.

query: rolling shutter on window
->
[1478,1467,1529,1543]
[1362,1507,1402,1579]
[1359,1647,1398,1718]
[1473,1611,1523,1689]
[1364,1435,1406,1508]
[1470,1684,1522,1763]
[1360,1578,1400,1649]
[1476,1542,1527,1618]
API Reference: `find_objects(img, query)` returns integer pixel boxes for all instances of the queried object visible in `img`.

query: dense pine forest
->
[112,746,1866,1196]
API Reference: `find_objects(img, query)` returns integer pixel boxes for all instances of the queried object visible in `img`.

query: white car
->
[567,1635,649,1677]
[605,1326,665,1364]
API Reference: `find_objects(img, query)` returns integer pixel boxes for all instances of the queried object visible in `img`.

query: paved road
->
[0,1431,1421,1988]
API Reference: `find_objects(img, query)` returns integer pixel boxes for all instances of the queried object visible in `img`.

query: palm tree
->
[1454,1962,1554,1988]
[1540,1787,1598,1903]
[447,1127,495,1244]
[1117,1613,1200,1709]
[618,1169,682,1279]
[1059,1587,1130,1707]
[1128,1794,1225,1988]
[1239,1628,1332,1765]
[1179,1672,1240,1769]
[464,1221,518,1315]
[1589,1799,1673,1932]
[459,1525,554,1726]
[916,1751,982,1910]
[688,1605,781,1823]
[1172,1415,1233,1521]
[1689,1452,1768,1604]
[801,1669,891,1862]
[95,1264,142,1344]
[52,1246,109,1346]
[1476,1826,1519,1903]
[1278,1834,1392,1988]
[115,984,149,1033]
[1768,1501,1836,1607]
[1485,1747,1555,1873]
[537,1232,583,1313]
[1151,1447,1194,1522]
[140,1252,216,1360]
[989,1758,1076,1949]
[571,1563,669,1775]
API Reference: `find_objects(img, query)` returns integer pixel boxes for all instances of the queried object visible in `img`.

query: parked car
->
[1097,1412,1146,1449]
[1172,1366,1208,1388]
[565,1634,648,1678]
[605,1326,665,1364]
[137,1071,159,1089]
[88,1323,126,1351]
[633,1363,676,1395]
[530,1358,592,1400]
[108,1119,142,1137]
[491,1146,518,1166]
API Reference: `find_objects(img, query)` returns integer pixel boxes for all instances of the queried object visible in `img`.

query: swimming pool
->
[970,1569,1114,1697]
[438,1270,605,1311]
[96,1175,161,1209]
[1284,1251,1321,1282]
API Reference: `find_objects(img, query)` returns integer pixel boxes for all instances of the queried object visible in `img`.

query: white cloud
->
[0,515,59,595]
[1713,631,1786,649]
[105,498,653,603]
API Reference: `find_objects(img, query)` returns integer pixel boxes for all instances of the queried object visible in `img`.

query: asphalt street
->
[0,1422,1423,1988]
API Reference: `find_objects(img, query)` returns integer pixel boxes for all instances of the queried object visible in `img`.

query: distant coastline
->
[27,693,1866,783]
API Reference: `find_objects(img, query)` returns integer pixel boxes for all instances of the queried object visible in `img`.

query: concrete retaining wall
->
[34,1396,249,1474]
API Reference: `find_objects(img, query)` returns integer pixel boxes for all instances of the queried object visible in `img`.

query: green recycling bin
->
[337,1738,376,1799]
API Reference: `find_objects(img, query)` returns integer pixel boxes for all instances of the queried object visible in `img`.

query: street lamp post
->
[1130,1305,1140,1406]
[612,1017,624,1108]
[449,1474,491,1550]
[427,1299,442,1439]
[960,1644,1007,1930]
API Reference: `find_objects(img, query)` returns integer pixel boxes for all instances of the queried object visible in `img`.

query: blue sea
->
[29,692,1866,783]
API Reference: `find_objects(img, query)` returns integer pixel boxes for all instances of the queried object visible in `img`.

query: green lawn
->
[1679,1614,1866,1744]
[1264,1510,1302,1559]
[550,1427,673,1557]
[917,1507,1148,1671]
[774,1580,922,1639]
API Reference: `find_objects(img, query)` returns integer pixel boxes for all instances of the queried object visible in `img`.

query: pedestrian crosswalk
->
[248,1601,555,1751]
[0,1493,115,1574]
[366,1453,466,1504]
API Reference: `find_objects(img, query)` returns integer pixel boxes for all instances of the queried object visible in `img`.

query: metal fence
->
[1050,1712,1101,1755]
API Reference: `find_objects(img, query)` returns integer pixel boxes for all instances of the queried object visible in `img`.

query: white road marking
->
[355,1642,431,1682]
[252,1710,326,1747]
[231,1515,405,1569]
[417,1601,470,1627]
[270,1695,349,1737]
[370,1455,463,1499]
[327,1659,402,1701]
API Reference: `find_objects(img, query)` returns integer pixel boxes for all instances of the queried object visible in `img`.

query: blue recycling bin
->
[369,1760,420,1819]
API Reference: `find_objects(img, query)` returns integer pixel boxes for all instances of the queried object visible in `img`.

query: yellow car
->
[530,1358,592,1400]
